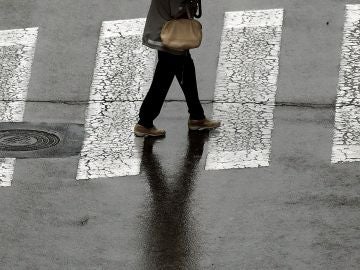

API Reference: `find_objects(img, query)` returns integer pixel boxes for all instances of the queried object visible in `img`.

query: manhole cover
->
[0,129,60,151]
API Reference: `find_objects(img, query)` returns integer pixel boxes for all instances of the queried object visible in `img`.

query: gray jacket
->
[142,0,199,55]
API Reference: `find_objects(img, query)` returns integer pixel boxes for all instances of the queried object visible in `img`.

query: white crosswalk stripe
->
[332,4,360,163]
[0,27,38,187]
[76,19,156,180]
[205,9,283,170]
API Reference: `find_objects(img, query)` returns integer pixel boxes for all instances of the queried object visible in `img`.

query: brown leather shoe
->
[134,124,166,137]
[188,118,221,131]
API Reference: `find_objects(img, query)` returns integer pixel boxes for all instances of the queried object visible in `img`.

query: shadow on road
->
[139,130,209,269]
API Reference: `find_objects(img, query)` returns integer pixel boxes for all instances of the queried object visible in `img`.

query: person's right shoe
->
[188,118,221,131]
[134,124,166,137]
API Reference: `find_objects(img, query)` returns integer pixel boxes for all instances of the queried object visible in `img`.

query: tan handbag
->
[160,1,202,51]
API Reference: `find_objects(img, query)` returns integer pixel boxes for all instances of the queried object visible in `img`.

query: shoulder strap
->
[194,0,202,19]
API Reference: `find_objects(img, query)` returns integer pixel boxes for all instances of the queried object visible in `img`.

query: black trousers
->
[138,50,205,128]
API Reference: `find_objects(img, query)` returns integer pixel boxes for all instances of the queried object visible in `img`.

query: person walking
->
[134,0,221,137]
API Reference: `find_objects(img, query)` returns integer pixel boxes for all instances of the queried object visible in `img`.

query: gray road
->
[0,0,360,269]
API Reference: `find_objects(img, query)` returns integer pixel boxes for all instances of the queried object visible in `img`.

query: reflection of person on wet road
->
[139,131,209,268]
[134,0,221,137]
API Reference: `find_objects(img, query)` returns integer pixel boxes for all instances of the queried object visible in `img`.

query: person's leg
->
[175,50,205,120]
[138,50,177,128]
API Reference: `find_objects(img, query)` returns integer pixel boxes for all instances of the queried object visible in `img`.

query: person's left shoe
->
[188,118,221,131]
[134,124,166,137]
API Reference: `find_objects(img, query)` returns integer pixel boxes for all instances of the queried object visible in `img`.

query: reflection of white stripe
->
[0,27,38,187]
[332,5,360,163]
[205,9,283,170]
[76,19,156,180]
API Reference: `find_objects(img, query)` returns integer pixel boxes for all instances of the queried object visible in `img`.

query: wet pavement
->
[1,102,360,269]
[1,0,360,269]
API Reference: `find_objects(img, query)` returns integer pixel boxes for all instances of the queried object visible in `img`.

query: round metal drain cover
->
[0,129,60,151]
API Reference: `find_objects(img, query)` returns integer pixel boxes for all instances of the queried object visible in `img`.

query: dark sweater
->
[142,0,199,55]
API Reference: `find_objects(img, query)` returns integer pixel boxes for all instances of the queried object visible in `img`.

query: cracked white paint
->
[206,103,274,169]
[76,19,156,180]
[225,9,283,28]
[89,19,156,102]
[0,158,16,187]
[205,9,283,170]
[0,27,38,187]
[332,5,360,163]
[76,101,144,179]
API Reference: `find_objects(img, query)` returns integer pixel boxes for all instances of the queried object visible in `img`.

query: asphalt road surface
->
[0,0,360,269]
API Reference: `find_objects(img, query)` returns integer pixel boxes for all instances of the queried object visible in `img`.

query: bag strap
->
[187,0,202,19]
[185,4,192,19]
[194,0,202,19]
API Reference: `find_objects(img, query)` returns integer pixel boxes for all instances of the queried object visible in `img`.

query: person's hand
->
[187,0,201,18]
[188,0,198,10]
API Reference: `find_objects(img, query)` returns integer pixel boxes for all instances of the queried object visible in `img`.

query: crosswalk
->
[0,27,38,186]
[331,5,360,163]
[1,5,360,184]
[76,19,156,180]
[205,9,283,170]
